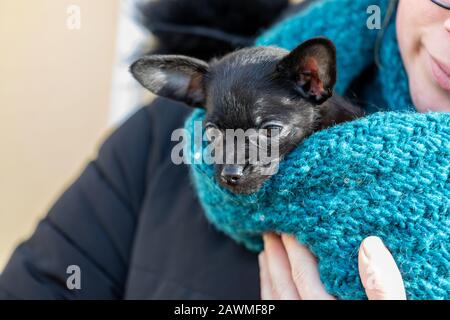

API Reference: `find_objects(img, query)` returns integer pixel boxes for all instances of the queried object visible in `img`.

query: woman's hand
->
[259,234,406,300]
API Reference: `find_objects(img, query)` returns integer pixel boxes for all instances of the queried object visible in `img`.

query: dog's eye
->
[260,122,284,137]
[204,123,221,141]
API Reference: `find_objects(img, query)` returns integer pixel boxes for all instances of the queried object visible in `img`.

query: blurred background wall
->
[0,0,121,269]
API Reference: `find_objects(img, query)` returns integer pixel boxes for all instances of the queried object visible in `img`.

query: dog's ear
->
[276,37,336,105]
[130,55,208,107]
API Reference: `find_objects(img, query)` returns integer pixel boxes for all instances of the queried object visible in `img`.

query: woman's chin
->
[411,85,450,112]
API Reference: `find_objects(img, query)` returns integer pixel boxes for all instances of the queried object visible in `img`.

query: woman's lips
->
[429,55,450,92]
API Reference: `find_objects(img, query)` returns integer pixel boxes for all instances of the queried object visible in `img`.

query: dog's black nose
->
[221,165,244,184]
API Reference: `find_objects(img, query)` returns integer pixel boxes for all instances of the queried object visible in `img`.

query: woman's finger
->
[281,234,336,300]
[258,252,273,300]
[263,233,301,300]
[358,236,406,300]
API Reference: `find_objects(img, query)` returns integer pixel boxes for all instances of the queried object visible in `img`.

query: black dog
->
[131,38,364,194]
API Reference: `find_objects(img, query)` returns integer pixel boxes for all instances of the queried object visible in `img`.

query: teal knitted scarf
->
[185,0,450,299]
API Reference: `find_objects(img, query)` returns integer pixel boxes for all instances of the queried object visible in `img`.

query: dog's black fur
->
[131,38,365,194]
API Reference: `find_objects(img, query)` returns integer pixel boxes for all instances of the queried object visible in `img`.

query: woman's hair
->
[138,0,289,60]
[375,0,399,68]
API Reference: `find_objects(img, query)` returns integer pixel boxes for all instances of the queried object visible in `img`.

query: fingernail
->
[363,236,384,259]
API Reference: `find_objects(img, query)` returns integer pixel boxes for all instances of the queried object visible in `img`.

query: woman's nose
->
[445,18,450,34]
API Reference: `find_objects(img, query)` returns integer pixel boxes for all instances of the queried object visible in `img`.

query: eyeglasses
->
[431,0,450,10]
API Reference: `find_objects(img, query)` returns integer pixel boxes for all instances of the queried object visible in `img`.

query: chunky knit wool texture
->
[185,0,450,299]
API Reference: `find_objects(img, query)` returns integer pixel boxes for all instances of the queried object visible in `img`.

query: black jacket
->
[0,98,259,299]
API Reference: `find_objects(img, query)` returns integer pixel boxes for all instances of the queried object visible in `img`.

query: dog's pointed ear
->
[130,55,208,107]
[276,38,336,105]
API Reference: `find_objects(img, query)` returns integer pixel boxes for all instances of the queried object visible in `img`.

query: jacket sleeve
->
[0,107,153,299]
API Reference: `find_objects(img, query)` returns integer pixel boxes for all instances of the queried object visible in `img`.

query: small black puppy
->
[131,38,364,194]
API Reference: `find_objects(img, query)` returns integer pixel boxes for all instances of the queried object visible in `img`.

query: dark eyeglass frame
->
[431,0,450,10]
